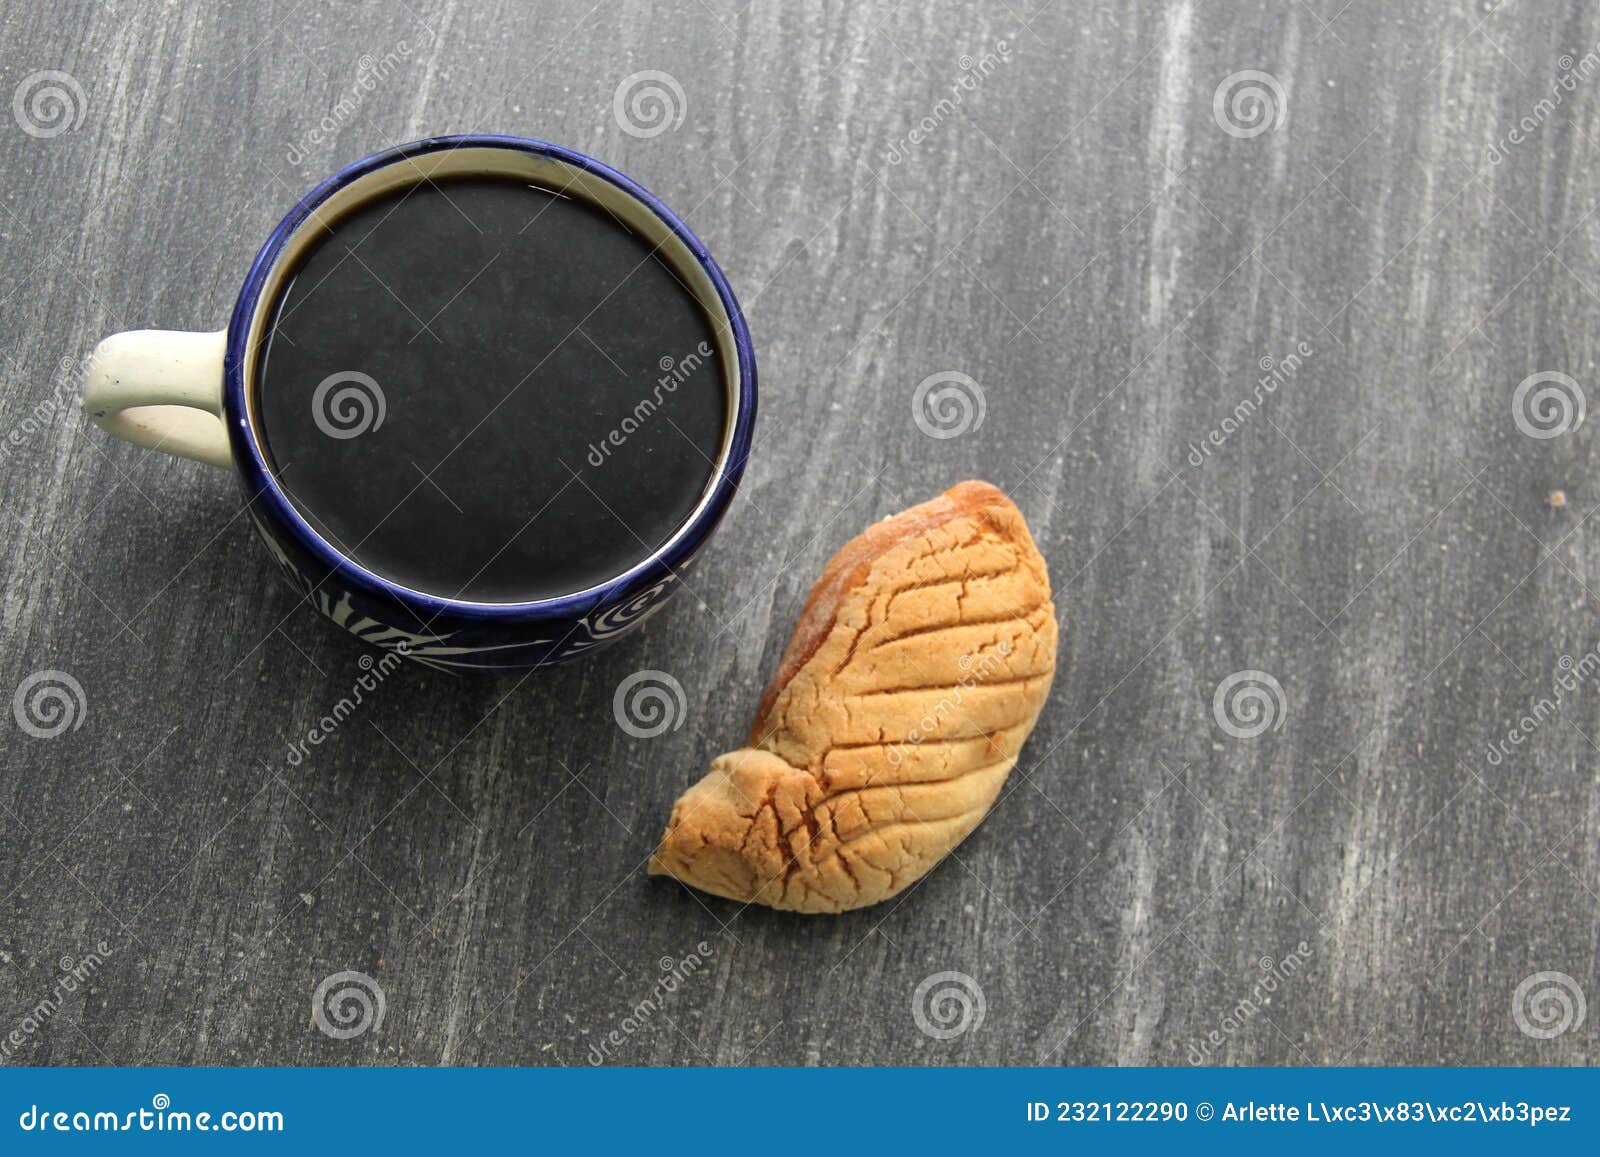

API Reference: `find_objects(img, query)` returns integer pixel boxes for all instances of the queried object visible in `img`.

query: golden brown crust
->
[649,480,1057,913]
[750,480,1022,737]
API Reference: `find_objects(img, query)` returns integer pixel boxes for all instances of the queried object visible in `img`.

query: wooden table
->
[2,0,1596,1065]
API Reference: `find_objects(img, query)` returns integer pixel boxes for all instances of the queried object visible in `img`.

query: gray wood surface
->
[3,0,1599,1066]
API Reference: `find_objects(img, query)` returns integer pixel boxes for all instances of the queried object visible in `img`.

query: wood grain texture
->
[2,0,1598,1065]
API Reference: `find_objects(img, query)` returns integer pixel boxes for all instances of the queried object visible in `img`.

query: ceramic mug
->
[82,135,757,672]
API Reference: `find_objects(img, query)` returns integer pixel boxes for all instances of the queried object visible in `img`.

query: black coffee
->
[255,174,726,603]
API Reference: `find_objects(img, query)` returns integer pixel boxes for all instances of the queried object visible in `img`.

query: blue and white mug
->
[83,135,757,672]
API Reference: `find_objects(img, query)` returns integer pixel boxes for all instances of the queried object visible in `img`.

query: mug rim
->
[222,134,757,622]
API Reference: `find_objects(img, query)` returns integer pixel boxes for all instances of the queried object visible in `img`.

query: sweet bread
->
[649,481,1057,913]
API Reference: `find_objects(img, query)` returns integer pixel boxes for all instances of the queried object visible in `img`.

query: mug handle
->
[82,329,232,468]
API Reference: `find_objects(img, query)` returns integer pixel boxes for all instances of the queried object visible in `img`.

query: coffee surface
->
[256,174,726,603]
